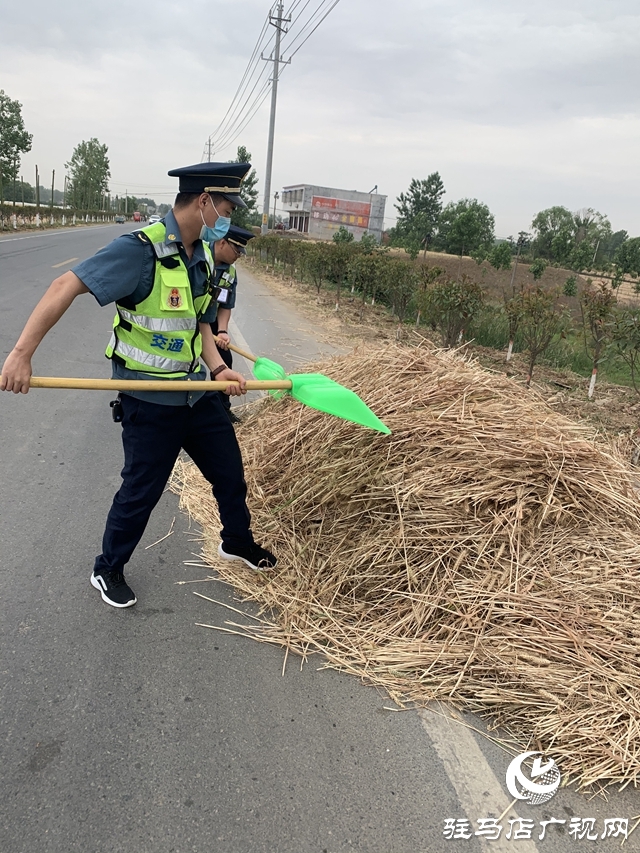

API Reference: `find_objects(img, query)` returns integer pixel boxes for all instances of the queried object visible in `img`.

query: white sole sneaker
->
[217,542,276,571]
[90,573,137,608]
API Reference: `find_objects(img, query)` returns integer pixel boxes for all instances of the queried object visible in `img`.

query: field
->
[245,253,640,449]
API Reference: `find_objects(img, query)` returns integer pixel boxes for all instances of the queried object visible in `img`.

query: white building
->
[281,183,386,243]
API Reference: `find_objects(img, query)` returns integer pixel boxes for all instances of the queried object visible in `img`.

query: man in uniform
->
[0,162,277,609]
[209,224,256,423]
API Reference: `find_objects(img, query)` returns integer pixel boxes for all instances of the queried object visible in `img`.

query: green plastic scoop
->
[217,336,391,434]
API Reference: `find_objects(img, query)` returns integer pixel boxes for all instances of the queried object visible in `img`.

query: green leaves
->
[0,90,32,181]
[529,258,547,281]
[65,138,110,211]
[530,206,613,271]
[420,275,485,347]
[437,198,495,258]
[332,225,354,244]
[392,172,445,254]
[230,145,259,228]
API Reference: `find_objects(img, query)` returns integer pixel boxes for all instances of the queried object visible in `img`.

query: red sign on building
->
[311,196,372,229]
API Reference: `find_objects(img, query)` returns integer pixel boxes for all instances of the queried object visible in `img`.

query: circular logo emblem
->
[505,751,561,805]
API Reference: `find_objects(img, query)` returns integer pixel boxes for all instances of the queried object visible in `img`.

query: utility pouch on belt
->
[110,395,124,423]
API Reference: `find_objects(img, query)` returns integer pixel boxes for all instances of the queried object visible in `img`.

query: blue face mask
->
[200,200,231,242]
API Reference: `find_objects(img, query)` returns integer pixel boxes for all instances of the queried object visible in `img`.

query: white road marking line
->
[0,225,119,243]
[52,257,78,268]
[419,705,541,852]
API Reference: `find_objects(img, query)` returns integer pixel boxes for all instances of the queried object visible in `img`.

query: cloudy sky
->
[2,0,640,236]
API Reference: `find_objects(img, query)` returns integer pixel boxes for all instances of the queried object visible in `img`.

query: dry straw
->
[170,342,640,791]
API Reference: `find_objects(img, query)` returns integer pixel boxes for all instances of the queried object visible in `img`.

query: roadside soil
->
[243,257,640,456]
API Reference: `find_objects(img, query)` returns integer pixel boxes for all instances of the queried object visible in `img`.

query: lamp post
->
[273,191,279,229]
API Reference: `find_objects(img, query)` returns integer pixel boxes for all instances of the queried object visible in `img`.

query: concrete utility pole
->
[260,1,290,235]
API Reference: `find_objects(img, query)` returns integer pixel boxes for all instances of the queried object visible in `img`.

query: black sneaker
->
[91,571,137,608]
[218,541,277,571]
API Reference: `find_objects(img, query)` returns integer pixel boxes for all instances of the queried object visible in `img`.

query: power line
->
[202,0,342,161]
[283,0,340,57]
[202,11,276,160]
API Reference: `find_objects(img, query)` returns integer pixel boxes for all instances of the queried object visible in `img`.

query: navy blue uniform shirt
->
[209,262,238,323]
[73,210,218,406]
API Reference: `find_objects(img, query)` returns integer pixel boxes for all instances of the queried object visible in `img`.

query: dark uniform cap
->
[224,224,256,255]
[167,162,251,209]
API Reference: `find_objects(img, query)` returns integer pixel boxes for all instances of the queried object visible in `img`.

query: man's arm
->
[1,271,90,394]
[199,323,246,396]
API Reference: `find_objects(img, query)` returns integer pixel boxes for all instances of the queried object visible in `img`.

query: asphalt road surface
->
[1,224,638,853]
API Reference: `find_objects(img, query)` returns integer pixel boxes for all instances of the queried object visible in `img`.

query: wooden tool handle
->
[5,376,292,392]
[211,334,257,363]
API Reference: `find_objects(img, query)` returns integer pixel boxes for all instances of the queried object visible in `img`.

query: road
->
[0,224,637,853]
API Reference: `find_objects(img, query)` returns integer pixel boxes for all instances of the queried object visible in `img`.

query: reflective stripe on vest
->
[118,308,196,333]
[108,334,197,373]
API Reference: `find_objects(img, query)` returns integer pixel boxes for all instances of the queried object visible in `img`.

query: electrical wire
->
[284,0,341,57]
[201,11,275,160]
[202,0,342,159]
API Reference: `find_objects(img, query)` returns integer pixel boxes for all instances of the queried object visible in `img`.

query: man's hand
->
[215,331,231,351]
[0,350,33,394]
[0,271,88,394]
[217,368,247,396]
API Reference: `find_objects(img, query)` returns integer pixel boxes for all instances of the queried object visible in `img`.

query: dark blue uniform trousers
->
[94,392,252,575]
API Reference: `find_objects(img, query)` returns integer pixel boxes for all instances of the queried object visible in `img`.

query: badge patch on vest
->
[168,288,183,309]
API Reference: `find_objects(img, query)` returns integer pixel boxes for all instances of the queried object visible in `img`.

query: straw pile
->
[171,343,640,790]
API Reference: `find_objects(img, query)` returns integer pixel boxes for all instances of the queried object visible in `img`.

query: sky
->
[2,0,640,237]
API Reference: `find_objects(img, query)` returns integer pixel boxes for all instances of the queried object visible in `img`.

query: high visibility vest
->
[106,222,215,376]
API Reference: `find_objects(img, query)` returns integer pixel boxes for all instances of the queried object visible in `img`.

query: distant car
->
[114,215,126,223]
[148,214,161,224]
[133,211,141,222]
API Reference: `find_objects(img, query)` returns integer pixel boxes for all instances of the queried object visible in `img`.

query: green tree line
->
[389,173,640,285]
[248,233,640,396]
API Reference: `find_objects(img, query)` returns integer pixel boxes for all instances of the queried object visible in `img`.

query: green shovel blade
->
[289,373,391,434]
[253,358,390,434]
[253,357,289,398]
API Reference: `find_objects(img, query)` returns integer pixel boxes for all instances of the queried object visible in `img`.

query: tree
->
[359,232,377,253]
[530,205,611,270]
[0,90,33,184]
[305,242,331,297]
[66,138,110,211]
[487,242,512,272]
[610,308,640,395]
[570,208,611,272]
[422,275,485,347]
[326,241,351,309]
[615,237,640,278]
[333,225,354,243]
[580,283,616,398]
[517,286,564,386]
[436,198,495,259]
[393,173,445,256]
[530,206,574,263]
[600,229,628,266]
[230,145,258,228]
[529,258,547,281]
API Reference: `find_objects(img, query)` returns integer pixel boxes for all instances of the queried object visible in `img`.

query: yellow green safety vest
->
[106,222,215,376]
